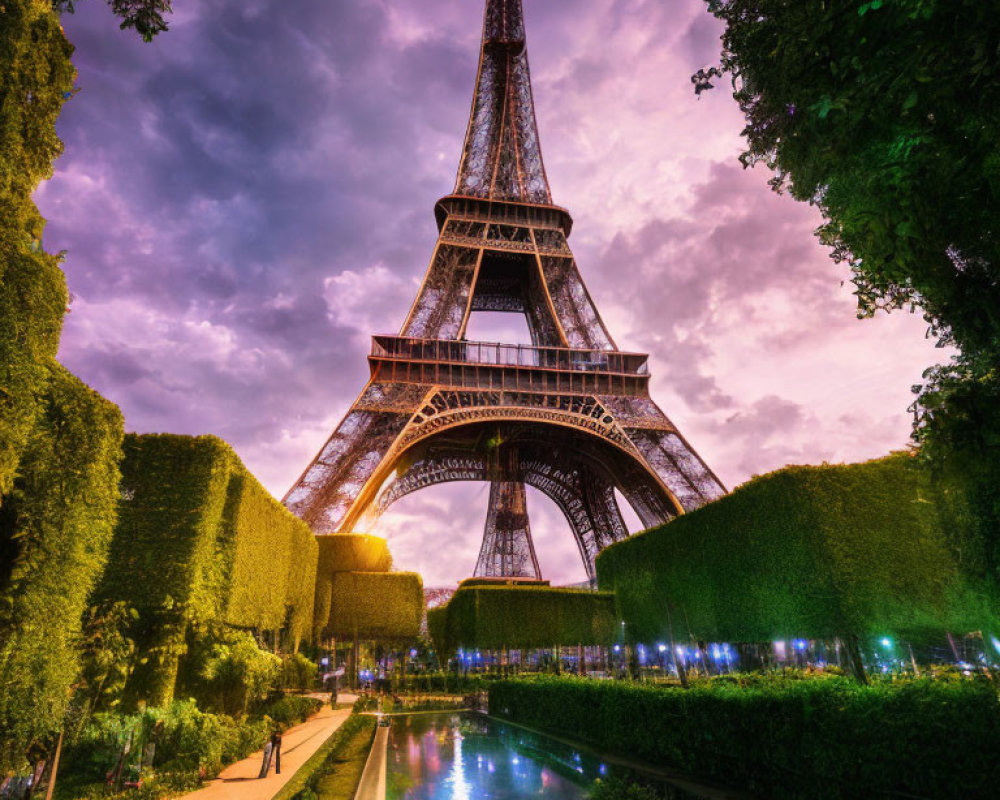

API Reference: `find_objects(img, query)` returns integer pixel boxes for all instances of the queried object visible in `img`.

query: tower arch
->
[283,0,727,579]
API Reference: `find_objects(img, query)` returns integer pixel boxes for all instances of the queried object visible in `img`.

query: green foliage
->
[427,606,450,663]
[317,534,392,574]
[258,694,321,728]
[282,652,318,693]
[324,572,423,641]
[77,601,140,714]
[53,0,173,41]
[285,522,319,649]
[272,711,375,800]
[219,465,317,638]
[490,676,1000,799]
[588,777,669,800]
[0,0,73,495]
[597,454,995,644]
[97,433,317,706]
[313,535,392,639]
[430,586,616,655]
[60,694,320,795]
[700,0,1000,536]
[394,672,491,695]
[188,629,282,717]
[0,365,124,773]
[703,0,999,355]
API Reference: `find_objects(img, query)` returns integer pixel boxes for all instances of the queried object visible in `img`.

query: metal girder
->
[283,0,727,580]
[475,479,541,579]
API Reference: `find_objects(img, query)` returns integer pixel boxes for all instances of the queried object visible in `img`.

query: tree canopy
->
[53,0,173,41]
[698,0,1000,548]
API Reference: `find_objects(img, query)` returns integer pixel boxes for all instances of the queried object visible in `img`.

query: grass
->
[272,711,376,800]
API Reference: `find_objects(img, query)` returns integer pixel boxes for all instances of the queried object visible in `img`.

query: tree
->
[53,0,173,41]
[696,0,1000,542]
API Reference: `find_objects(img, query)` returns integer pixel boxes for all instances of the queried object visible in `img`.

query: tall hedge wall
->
[0,0,74,495]
[429,586,616,656]
[313,534,391,640]
[98,434,317,705]
[596,453,994,644]
[0,366,123,773]
[324,571,423,641]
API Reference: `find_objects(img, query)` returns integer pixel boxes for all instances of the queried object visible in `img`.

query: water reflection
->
[386,712,704,800]
[387,712,599,799]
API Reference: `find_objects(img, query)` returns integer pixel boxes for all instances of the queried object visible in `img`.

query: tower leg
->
[474,479,541,579]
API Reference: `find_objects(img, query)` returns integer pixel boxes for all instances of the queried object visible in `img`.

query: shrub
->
[182,628,281,717]
[0,366,123,773]
[429,585,616,654]
[489,676,1000,799]
[597,454,996,645]
[97,434,318,706]
[589,777,669,800]
[63,700,267,784]
[259,695,321,728]
[394,672,491,695]
[324,571,423,641]
[313,535,391,640]
[282,652,318,693]
[61,694,321,793]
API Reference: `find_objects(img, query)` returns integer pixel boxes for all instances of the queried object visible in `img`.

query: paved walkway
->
[181,694,357,800]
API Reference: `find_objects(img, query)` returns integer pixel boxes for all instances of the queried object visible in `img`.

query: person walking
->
[257,738,274,779]
[331,672,339,706]
[271,732,283,775]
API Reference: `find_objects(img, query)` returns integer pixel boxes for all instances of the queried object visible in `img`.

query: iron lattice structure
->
[284,0,726,580]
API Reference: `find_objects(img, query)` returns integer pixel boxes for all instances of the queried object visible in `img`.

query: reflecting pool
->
[385,712,700,799]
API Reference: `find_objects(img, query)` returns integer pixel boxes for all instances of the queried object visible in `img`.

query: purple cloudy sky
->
[38,0,943,586]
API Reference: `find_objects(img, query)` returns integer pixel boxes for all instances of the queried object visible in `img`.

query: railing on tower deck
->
[370,335,649,376]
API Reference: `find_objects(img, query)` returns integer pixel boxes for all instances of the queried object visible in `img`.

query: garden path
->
[181,693,358,800]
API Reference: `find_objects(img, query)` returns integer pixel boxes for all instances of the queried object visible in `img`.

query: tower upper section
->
[454,0,552,205]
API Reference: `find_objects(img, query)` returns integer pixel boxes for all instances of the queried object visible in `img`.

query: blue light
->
[881,637,892,648]
[794,639,807,651]
[613,645,621,653]
[657,644,667,653]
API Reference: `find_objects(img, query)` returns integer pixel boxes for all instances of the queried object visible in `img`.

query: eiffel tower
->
[284,0,726,581]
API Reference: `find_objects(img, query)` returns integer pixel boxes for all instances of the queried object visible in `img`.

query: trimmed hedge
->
[313,535,391,639]
[396,672,491,694]
[488,676,1000,799]
[0,0,74,495]
[317,534,391,573]
[429,586,616,656]
[98,434,317,706]
[0,366,124,773]
[324,571,423,641]
[597,453,995,644]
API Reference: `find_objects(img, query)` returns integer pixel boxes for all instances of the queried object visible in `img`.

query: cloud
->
[38,0,945,586]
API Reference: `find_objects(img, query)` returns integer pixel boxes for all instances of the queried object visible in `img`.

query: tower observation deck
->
[284,0,726,580]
